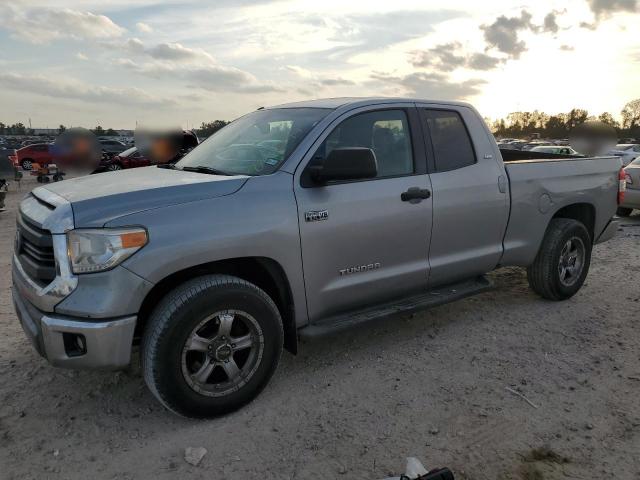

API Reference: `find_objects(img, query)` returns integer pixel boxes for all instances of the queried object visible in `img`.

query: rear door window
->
[423,110,476,172]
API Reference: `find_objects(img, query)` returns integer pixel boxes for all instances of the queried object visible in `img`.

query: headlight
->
[67,228,148,274]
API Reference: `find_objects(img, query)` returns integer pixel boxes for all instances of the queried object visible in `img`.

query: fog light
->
[62,333,87,357]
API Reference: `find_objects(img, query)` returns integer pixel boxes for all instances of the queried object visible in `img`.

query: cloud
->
[0,72,174,107]
[411,43,502,72]
[123,37,146,54]
[560,44,575,51]
[543,11,560,33]
[586,0,639,18]
[480,10,534,59]
[319,78,355,86]
[412,43,467,72]
[147,43,215,63]
[370,71,485,100]
[467,52,502,70]
[118,59,282,93]
[283,65,355,87]
[75,52,89,61]
[113,38,216,65]
[136,22,153,33]
[1,5,124,44]
[299,9,464,64]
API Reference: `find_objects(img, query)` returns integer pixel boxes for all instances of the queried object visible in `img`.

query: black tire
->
[527,218,592,301]
[616,207,633,217]
[21,158,33,170]
[107,163,123,171]
[142,274,283,418]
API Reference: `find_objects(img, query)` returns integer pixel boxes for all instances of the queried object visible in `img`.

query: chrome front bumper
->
[12,286,136,369]
[12,187,136,369]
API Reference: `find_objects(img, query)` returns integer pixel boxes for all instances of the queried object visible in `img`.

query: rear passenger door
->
[418,105,509,287]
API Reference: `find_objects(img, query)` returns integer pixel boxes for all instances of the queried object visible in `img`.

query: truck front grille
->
[16,213,56,286]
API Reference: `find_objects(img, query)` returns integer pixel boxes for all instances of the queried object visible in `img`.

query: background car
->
[96,146,151,171]
[94,131,199,172]
[12,143,53,170]
[530,145,580,155]
[98,139,129,157]
[617,157,640,216]
[608,143,640,166]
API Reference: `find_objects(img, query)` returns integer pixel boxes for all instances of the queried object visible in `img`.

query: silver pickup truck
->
[12,98,624,417]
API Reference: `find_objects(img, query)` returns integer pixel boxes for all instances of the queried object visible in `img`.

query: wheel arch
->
[550,202,595,242]
[136,256,298,354]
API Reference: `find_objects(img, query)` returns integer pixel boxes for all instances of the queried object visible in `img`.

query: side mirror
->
[310,147,378,183]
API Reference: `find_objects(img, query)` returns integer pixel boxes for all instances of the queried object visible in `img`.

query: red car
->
[96,146,152,171]
[12,143,54,170]
[95,131,200,172]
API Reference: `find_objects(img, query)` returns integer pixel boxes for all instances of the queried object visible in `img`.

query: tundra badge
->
[305,210,329,222]
[339,263,381,276]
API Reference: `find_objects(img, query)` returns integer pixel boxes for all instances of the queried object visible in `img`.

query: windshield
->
[176,108,330,175]
[121,146,137,157]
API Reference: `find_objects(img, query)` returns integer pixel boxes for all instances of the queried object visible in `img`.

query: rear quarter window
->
[424,110,476,172]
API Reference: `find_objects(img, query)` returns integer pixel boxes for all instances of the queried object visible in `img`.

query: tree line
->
[490,98,640,139]
[7,100,638,142]
[196,120,230,138]
[0,123,122,136]
[0,122,32,135]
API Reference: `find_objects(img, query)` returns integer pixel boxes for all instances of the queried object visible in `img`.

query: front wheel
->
[107,163,123,171]
[142,274,283,418]
[527,218,592,301]
[21,159,33,170]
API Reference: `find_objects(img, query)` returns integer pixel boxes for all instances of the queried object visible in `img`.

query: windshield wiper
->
[180,165,230,176]
[156,163,177,169]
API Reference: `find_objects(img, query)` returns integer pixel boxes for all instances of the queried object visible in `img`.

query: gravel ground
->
[1,177,639,480]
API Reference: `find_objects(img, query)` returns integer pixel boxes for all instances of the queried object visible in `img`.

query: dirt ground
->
[1,176,639,480]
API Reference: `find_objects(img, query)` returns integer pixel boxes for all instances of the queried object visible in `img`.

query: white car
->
[608,144,640,166]
[530,145,580,155]
[617,157,640,216]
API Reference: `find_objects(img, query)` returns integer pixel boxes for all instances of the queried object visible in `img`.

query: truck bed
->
[500,148,584,162]
[499,155,622,267]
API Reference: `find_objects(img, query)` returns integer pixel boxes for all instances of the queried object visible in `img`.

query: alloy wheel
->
[558,237,585,287]
[181,310,264,397]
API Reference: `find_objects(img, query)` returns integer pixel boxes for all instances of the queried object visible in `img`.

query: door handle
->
[401,187,431,202]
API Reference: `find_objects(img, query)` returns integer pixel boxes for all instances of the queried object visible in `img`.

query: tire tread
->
[141,274,282,417]
[527,218,590,301]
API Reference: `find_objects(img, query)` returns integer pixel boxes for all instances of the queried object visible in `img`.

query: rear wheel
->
[616,207,633,217]
[527,218,592,301]
[107,163,123,171]
[21,158,33,170]
[142,274,283,418]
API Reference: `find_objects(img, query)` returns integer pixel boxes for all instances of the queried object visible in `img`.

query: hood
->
[39,166,248,227]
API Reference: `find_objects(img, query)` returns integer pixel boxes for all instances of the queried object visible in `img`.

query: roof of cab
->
[267,97,473,110]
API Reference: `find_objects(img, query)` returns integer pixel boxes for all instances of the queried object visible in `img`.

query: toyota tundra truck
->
[11,98,624,418]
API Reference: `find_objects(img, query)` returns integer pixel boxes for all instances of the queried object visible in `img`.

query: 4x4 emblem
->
[305,210,328,222]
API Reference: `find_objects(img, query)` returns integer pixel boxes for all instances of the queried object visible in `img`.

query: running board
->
[298,275,493,340]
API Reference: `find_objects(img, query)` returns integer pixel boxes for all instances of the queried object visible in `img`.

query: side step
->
[298,275,493,340]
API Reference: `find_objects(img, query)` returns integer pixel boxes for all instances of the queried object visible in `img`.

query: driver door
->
[294,105,433,322]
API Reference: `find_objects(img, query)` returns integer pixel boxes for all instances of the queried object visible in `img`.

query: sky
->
[0,0,639,129]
